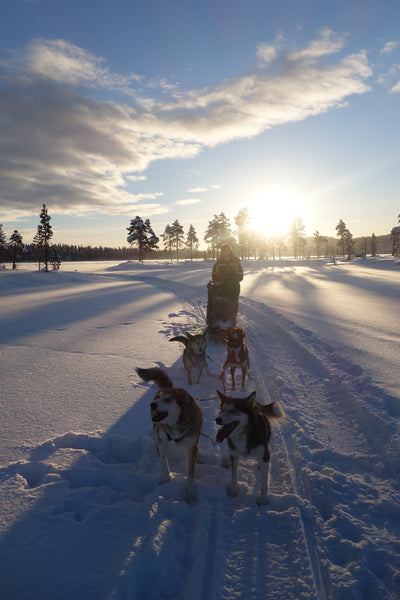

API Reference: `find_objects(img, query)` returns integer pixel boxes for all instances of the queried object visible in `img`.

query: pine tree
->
[371,233,377,257]
[32,230,44,271]
[36,204,54,272]
[234,208,251,259]
[170,219,185,261]
[314,231,328,258]
[50,247,61,270]
[204,212,232,258]
[0,224,7,267]
[289,217,305,259]
[335,219,347,257]
[162,224,174,261]
[186,224,199,261]
[127,216,159,262]
[343,228,354,260]
[9,230,24,270]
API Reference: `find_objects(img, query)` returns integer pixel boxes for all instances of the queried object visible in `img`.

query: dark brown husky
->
[222,327,250,391]
[215,390,284,505]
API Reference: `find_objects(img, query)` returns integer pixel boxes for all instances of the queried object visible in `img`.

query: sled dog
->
[136,367,203,502]
[222,326,250,391]
[215,390,283,505]
[169,332,207,385]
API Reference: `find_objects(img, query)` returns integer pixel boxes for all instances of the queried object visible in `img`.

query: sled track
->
[146,277,325,599]
[240,298,328,600]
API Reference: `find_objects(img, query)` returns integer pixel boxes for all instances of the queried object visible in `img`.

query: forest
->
[0,206,397,268]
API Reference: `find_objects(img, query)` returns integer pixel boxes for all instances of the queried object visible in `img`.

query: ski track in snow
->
[1,267,400,599]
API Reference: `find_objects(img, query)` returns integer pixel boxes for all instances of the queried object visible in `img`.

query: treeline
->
[0,205,398,270]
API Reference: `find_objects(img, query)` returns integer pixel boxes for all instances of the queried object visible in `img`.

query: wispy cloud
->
[187,187,208,193]
[0,31,372,218]
[256,43,277,65]
[380,41,399,55]
[288,28,347,62]
[176,198,201,206]
[4,39,141,89]
[389,81,400,93]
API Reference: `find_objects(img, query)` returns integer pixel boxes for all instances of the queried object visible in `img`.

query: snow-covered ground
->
[0,257,399,599]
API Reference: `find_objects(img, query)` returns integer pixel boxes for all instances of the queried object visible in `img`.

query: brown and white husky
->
[136,367,203,502]
[215,390,284,505]
[169,331,207,385]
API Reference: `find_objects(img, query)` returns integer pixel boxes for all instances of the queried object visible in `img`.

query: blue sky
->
[1,0,399,249]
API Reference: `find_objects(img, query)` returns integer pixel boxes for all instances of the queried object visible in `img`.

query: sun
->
[248,189,306,237]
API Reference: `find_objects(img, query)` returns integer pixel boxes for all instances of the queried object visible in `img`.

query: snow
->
[0,257,399,599]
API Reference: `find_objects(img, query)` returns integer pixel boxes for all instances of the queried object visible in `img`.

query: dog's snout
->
[151,402,157,411]
[215,416,222,425]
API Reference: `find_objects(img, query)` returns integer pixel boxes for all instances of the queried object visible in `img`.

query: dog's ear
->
[243,391,256,409]
[217,390,229,403]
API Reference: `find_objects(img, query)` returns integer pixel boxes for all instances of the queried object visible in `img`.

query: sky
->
[0,0,399,249]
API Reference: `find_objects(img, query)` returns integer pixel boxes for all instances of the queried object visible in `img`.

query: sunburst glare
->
[248,189,306,237]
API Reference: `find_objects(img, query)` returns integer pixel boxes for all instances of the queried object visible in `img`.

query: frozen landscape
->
[0,256,399,600]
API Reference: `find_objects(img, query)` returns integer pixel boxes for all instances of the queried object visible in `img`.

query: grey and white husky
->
[136,367,203,502]
[215,390,284,505]
[170,331,207,385]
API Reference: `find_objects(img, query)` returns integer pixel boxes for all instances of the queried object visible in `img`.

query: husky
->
[169,332,207,385]
[136,367,203,502]
[222,326,250,391]
[215,390,284,505]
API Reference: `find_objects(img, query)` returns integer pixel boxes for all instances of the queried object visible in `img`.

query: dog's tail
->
[169,335,189,347]
[136,367,173,390]
[255,400,285,420]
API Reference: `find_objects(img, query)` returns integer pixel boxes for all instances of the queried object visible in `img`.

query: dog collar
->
[165,423,190,442]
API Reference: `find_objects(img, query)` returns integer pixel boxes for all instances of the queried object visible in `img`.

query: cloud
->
[4,38,141,89]
[288,28,347,62]
[389,81,400,93]
[187,187,208,193]
[0,33,372,219]
[380,41,399,55]
[176,198,201,205]
[256,43,277,65]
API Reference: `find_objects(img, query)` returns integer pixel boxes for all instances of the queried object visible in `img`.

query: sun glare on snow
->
[248,189,306,237]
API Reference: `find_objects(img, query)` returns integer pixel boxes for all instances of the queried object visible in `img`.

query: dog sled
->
[206,280,237,337]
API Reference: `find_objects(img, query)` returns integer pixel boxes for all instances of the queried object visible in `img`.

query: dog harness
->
[165,423,191,442]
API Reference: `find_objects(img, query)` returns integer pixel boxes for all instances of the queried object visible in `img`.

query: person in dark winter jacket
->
[211,243,243,318]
